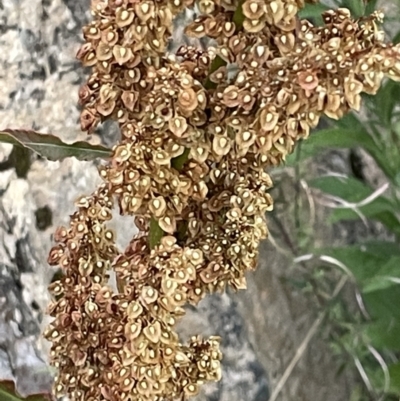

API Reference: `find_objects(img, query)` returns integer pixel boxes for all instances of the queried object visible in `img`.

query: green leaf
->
[287,113,397,179]
[364,0,378,15]
[366,318,400,351]
[388,363,400,395]
[286,125,376,165]
[341,0,364,17]
[0,382,51,401]
[360,241,400,257]
[0,129,111,161]
[310,176,376,202]
[330,210,400,237]
[298,3,329,25]
[335,113,366,132]
[336,114,398,179]
[363,285,400,321]
[309,176,400,236]
[374,80,400,126]
[362,257,400,293]
[315,242,400,284]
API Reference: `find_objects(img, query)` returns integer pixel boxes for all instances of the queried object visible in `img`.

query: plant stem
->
[171,147,190,170]
[204,0,245,89]
[148,149,191,249]
[232,0,246,28]
[149,216,165,249]
[148,0,246,249]
[204,55,228,90]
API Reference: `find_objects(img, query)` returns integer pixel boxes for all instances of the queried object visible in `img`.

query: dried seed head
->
[140,286,158,305]
[178,88,199,112]
[212,135,231,156]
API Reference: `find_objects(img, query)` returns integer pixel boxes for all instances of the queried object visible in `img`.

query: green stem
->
[149,0,246,249]
[149,216,165,249]
[171,147,190,170]
[204,0,245,89]
[232,0,246,28]
[204,55,228,90]
[148,149,191,249]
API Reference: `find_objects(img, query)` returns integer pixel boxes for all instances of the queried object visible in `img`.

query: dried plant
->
[43,1,400,400]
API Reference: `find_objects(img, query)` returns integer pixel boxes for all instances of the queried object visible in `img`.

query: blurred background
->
[0,0,400,400]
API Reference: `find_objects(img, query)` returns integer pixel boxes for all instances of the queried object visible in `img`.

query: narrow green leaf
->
[311,127,376,152]
[310,176,376,202]
[364,0,378,15]
[336,114,397,179]
[359,241,400,257]
[0,387,24,401]
[0,129,112,161]
[363,286,400,321]
[362,256,400,293]
[366,319,400,351]
[374,80,400,126]
[309,176,400,236]
[330,210,400,236]
[341,0,364,17]
[286,126,376,165]
[335,113,366,132]
[315,242,400,283]
[298,3,329,25]
[0,382,51,401]
[287,113,396,179]
[388,363,400,395]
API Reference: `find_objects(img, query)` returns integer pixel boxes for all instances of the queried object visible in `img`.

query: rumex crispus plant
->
[12,0,396,400]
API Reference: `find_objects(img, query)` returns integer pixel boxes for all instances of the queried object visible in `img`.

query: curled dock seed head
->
[47,0,400,400]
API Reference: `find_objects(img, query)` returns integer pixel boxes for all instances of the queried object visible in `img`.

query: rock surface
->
[0,1,365,400]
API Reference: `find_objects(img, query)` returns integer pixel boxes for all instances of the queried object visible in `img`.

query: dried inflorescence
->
[45,0,400,400]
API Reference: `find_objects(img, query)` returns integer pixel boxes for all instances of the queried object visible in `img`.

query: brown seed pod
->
[242,0,265,20]
[125,320,143,340]
[149,197,167,218]
[158,214,177,234]
[169,116,188,138]
[134,1,155,22]
[243,18,265,33]
[143,321,162,343]
[297,70,319,91]
[178,88,199,112]
[113,45,133,65]
[198,0,215,14]
[259,107,280,131]
[185,17,208,38]
[116,8,135,28]
[212,135,231,157]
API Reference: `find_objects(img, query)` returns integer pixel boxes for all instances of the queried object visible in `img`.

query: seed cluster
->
[45,0,400,400]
